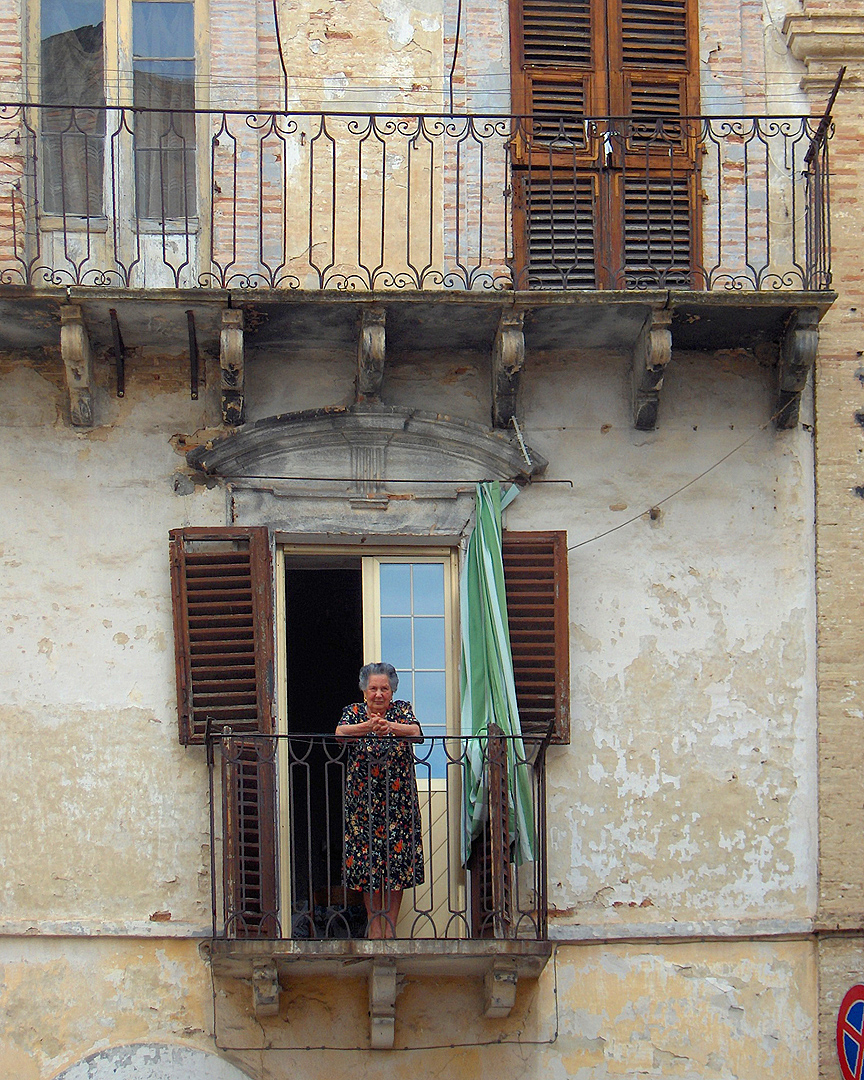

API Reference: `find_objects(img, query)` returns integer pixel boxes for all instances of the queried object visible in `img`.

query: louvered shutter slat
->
[223,737,278,938]
[170,526,275,744]
[502,531,570,743]
[524,169,597,289]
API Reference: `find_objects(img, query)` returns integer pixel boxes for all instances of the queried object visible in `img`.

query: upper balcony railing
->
[208,729,549,942]
[0,103,832,293]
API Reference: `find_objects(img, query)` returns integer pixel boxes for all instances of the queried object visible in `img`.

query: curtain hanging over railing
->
[460,481,535,865]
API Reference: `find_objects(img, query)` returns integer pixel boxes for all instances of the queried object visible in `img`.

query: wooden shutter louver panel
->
[524,168,597,289]
[530,78,588,145]
[522,0,593,67]
[170,526,275,745]
[622,172,694,286]
[223,736,279,938]
[502,531,570,743]
[620,0,689,69]
[469,726,513,938]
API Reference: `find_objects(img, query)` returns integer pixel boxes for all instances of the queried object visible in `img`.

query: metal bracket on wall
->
[109,308,126,399]
[187,309,200,401]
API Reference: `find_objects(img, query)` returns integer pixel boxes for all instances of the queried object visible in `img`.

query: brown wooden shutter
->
[223,735,279,937]
[511,0,699,288]
[469,726,513,938]
[169,526,275,745]
[502,530,570,743]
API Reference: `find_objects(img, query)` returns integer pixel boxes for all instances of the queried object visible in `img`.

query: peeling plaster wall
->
[0,938,817,1078]
[509,349,817,930]
[0,337,817,1075]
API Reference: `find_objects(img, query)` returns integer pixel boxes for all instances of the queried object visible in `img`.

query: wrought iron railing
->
[206,729,549,941]
[0,104,832,292]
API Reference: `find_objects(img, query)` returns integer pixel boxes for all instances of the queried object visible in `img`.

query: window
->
[40,0,106,216]
[132,1,196,220]
[510,0,699,287]
[37,0,197,221]
[169,526,569,936]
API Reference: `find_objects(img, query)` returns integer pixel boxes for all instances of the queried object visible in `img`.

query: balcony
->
[0,104,836,429]
[203,729,553,1043]
[0,104,832,292]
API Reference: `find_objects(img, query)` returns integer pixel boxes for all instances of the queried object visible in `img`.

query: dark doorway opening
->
[284,560,364,937]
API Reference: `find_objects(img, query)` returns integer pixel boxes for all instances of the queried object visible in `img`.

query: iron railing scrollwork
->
[0,103,832,292]
[207,730,550,942]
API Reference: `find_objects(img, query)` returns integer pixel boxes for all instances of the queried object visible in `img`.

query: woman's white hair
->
[359,662,399,692]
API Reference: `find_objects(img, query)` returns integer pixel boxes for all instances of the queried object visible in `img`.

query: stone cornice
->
[784,12,864,89]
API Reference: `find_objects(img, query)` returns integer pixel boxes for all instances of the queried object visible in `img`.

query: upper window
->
[38,0,197,221]
[40,0,105,216]
[132,1,196,220]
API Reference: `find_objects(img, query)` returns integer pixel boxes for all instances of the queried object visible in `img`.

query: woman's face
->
[364,673,393,712]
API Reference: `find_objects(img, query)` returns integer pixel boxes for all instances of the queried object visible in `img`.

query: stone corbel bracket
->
[221,309,245,426]
[369,958,399,1048]
[252,959,280,1018]
[632,307,672,431]
[357,306,386,403]
[492,310,525,429]
[60,305,94,427]
[776,307,820,430]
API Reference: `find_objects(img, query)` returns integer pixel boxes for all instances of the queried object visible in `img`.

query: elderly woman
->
[335,662,424,939]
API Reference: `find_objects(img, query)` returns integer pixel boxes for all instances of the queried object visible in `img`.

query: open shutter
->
[223,735,279,937]
[502,531,570,743]
[469,726,513,938]
[169,526,275,745]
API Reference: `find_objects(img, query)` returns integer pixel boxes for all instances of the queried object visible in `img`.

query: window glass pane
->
[413,617,445,669]
[379,563,411,615]
[132,2,195,219]
[381,617,411,671]
[42,0,103,42]
[133,1,194,57]
[412,562,445,616]
[413,671,446,733]
[41,0,105,216]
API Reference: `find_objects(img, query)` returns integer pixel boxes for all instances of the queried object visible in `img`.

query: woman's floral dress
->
[340,700,425,890]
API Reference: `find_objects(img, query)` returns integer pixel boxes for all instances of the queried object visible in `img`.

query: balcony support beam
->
[776,307,820,430]
[632,307,672,431]
[484,958,518,1018]
[252,959,280,1018]
[492,310,525,428]
[369,958,398,1049]
[357,306,387,402]
[220,309,245,427]
[60,305,94,428]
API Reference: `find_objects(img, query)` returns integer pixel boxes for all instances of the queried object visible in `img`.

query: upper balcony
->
[0,103,836,428]
[0,104,838,324]
[0,104,832,294]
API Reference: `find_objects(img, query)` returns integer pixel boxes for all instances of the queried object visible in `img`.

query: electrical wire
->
[567,405,799,553]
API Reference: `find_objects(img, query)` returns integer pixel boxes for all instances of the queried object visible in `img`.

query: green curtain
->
[460,481,535,865]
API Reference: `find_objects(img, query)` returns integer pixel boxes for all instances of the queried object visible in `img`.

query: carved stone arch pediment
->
[186,404,547,537]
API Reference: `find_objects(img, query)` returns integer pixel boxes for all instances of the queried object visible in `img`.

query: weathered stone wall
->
[0,324,818,1075]
[0,936,817,1078]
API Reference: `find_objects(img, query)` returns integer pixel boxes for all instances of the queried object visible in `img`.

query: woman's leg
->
[364,887,404,939]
